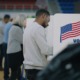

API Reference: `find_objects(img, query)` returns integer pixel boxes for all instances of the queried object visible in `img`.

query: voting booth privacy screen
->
[27,14,80,59]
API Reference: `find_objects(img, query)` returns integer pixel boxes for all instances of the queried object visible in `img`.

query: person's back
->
[3,22,12,44]
[7,25,23,54]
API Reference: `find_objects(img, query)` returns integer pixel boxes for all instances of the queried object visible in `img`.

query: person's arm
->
[33,27,53,55]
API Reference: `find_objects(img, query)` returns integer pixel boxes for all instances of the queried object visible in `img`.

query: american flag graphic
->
[60,21,80,42]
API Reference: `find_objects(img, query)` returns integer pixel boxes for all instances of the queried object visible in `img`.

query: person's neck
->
[35,18,42,26]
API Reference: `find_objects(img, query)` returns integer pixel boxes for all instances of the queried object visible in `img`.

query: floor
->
[0,59,25,80]
[0,71,4,80]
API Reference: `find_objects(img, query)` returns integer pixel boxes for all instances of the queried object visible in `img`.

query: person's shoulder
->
[33,24,44,36]
[9,25,22,35]
[5,22,12,27]
[13,25,21,30]
[10,25,21,32]
[33,22,44,30]
[6,22,12,25]
[29,22,37,28]
[36,24,44,32]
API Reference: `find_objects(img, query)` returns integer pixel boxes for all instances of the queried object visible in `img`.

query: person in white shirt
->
[7,14,26,80]
[23,9,53,80]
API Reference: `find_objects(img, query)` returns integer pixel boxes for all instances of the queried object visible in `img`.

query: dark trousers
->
[3,43,9,80]
[0,44,3,67]
[25,69,41,80]
[8,51,24,80]
[9,67,21,80]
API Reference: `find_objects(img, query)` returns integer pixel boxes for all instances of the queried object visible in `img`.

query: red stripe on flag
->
[62,33,80,40]
[62,31,80,40]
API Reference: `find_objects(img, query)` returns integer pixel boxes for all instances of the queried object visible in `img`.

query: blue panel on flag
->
[61,24,72,34]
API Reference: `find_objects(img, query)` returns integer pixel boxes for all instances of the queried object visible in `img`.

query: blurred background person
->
[7,14,26,80]
[23,9,53,80]
[3,18,13,80]
[0,14,10,71]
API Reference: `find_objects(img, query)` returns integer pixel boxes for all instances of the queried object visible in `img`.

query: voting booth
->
[27,14,80,59]
[53,14,80,58]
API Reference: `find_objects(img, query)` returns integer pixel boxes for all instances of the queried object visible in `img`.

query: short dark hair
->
[4,14,10,19]
[36,9,50,17]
